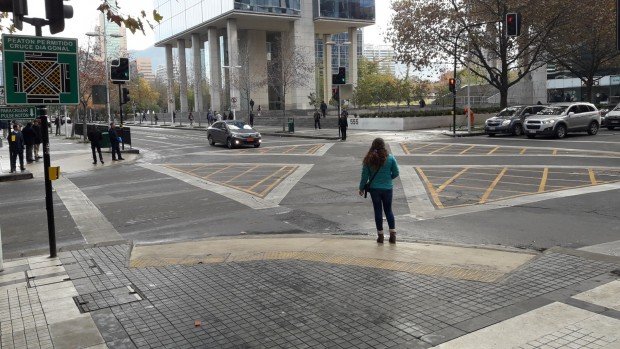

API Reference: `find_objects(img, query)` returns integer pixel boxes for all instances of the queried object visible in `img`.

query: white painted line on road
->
[388,142,406,156]
[436,302,620,349]
[397,141,620,156]
[54,177,123,244]
[138,163,314,210]
[397,164,620,169]
[313,143,335,156]
[265,164,313,205]
[400,166,436,219]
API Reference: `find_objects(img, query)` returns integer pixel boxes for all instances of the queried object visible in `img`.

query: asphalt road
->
[1,125,619,258]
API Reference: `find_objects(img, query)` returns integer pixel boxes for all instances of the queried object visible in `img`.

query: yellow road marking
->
[410,143,434,150]
[283,145,299,154]
[437,168,469,193]
[520,148,527,155]
[552,149,558,156]
[401,143,411,154]
[416,168,444,209]
[429,144,453,155]
[307,144,323,154]
[224,165,261,184]
[479,168,508,204]
[538,168,549,193]
[588,169,598,185]
[260,166,297,196]
[203,165,234,180]
[460,145,476,155]
[487,146,500,155]
[247,166,290,192]
[447,184,530,194]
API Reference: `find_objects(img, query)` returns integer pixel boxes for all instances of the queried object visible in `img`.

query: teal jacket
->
[359,154,400,190]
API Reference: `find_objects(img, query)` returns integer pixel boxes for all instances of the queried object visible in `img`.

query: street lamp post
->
[86,22,123,124]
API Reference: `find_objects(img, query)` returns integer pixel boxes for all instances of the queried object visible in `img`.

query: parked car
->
[485,105,546,136]
[524,102,601,139]
[207,120,262,149]
[602,103,620,130]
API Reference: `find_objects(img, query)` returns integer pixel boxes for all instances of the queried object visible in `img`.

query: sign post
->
[2,34,79,258]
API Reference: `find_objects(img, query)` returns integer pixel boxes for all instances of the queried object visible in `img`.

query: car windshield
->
[226,121,253,130]
[496,107,521,118]
[538,106,567,115]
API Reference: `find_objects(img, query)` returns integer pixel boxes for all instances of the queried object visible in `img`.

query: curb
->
[0,171,33,182]
[260,132,341,141]
[441,131,486,137]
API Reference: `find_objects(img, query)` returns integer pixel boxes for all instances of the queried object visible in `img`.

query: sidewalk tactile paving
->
[518,324,618,349]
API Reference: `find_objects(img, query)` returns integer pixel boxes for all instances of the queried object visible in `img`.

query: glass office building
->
[154,0,374,114]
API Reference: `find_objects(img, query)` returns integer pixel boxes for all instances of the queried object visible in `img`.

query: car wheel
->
[208,135,215,146]
[487,133,495,137]
[608,126,615,130]
[254,143,260,148]
[526,134,536,139]
[512,124,523,136]
[227,138,234,149]
[587,121,599,135]
[554,124,567,139]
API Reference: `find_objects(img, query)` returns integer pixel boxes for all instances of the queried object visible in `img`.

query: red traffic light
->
[448,78,456,93]
[506,12,522,37]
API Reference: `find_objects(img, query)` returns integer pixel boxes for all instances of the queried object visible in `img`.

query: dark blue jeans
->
[369,188,395,232]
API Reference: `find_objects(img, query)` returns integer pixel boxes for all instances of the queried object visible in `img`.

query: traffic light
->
[332,67,346,85]
[0,0,29,30]
[45,0,73,34]
[506,13,522,37]
[448,78,456,93]
[122,87,130,105]
[332,87,339,102]
[110,58,130,81]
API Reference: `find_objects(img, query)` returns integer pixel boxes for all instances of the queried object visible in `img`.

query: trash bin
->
[101,132,111,148]
[287,118,294,133]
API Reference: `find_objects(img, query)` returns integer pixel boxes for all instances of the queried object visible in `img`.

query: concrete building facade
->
[153,0,375,115]
[135,58,156,82]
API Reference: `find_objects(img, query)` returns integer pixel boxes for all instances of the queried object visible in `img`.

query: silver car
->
[523,102,601,139]
[603,103,620,130]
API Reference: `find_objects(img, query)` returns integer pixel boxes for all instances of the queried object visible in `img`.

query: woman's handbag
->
[363,169,379,198]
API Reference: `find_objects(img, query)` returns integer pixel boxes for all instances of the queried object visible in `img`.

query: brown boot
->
[389,230,396,244]
[377,231,384,244]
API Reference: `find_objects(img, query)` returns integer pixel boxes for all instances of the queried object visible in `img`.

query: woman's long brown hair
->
[363,138,388,171]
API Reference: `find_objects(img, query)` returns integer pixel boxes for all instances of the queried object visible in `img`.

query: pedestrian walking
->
[249,112,255,127]
[88,127,105,165]
[22,122,36,163]
[339,110,348,141]
[7,124,25,173]
[320,101,327,118]
[32,119,42,160]
[154,114,159,124]
[257,105,262,117]
[313,109,321,129]
[207,110,213,125]
[172,111,176,124]
[188,112,194,126]
[108,122,124,161]
[358,138,400,244]
[250,99,255,111]
[216,111,222,121]
[54,116,60,136]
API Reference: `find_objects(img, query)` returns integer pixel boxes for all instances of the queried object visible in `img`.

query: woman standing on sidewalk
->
[358,138,400,244]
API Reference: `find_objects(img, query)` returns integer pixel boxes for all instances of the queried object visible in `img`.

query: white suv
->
[524,102,601,139]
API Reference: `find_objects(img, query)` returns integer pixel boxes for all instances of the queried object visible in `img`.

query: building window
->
[317,0,375,21]
[234,0,301,15]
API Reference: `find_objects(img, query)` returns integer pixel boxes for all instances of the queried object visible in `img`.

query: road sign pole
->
[117,83,125,150]
[39,106,57,258]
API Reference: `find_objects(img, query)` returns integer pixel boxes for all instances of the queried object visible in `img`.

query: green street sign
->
[2,34,79,106]
[0,106,37,120]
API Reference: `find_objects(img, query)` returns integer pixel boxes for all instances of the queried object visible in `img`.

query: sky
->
[6,0,393,51]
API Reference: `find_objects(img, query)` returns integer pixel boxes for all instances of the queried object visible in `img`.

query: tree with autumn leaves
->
[388,0,619,107]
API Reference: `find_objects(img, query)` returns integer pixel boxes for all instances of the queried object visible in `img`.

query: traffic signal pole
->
[25,18,57,257]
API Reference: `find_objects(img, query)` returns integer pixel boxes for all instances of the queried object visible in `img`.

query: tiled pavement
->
[1,241,619,348]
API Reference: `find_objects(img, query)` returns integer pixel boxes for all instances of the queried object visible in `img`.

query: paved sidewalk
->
[2,235,617,348]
